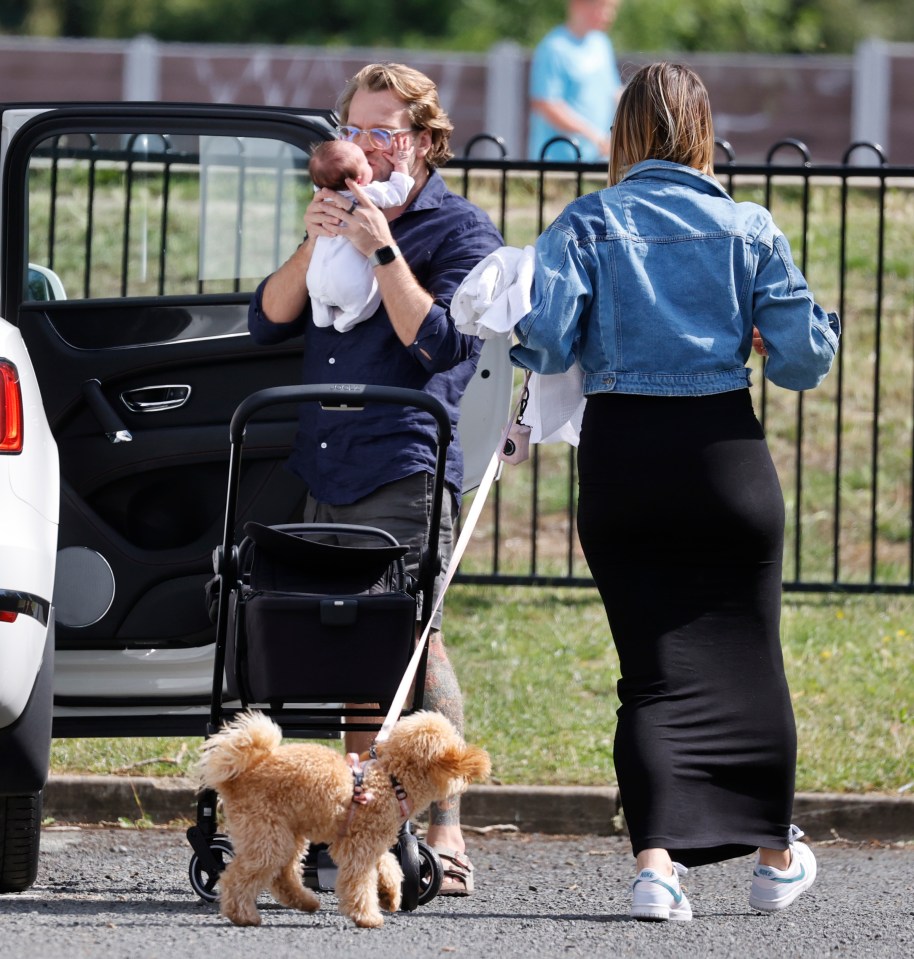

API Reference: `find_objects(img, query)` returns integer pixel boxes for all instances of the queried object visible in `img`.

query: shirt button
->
[328,357,336,365]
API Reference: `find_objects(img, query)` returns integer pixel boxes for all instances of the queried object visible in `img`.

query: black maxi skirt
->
[576,389,796,867]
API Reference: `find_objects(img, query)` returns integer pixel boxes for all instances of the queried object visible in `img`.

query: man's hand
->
[306,188,360,239]
[531,98,611,159]
[340,180,396,257]
[259,186,357,325]
[328,177,433,349]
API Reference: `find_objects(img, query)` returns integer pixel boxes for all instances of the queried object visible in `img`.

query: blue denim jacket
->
[510,160,840,395]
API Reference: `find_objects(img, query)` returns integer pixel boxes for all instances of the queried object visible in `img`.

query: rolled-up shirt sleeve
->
[247,276,307,344]
[406,217,503,372]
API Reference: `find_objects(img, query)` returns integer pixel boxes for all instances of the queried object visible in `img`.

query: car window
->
[25,131,313,301]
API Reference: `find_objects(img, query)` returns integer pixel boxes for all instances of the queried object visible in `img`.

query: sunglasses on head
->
[338,125,417,150]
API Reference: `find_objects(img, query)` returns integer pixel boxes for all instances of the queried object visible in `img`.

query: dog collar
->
[348,754,374,806]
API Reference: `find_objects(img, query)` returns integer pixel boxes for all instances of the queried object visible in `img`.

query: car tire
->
[0,790,43,892]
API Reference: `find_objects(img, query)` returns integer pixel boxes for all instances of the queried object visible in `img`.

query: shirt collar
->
[621,159,730,199]
[402,169,447,215]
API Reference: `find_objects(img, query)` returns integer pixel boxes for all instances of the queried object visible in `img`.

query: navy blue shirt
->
[248,170,504,505]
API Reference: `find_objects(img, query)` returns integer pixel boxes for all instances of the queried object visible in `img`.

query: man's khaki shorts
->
[303,471,456,631]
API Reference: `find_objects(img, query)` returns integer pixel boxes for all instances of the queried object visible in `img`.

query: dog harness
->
[338,752,411,838]
[348,753,375,805]
[388,773,410,818]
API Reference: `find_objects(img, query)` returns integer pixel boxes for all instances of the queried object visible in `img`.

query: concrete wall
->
[1,36,912,163]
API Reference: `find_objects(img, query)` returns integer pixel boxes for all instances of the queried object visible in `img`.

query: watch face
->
[371,245,400,266]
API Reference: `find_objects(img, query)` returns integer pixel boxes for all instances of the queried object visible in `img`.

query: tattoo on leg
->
[423,630,465,828]
[430,794,461,827]
[422,631,464,733]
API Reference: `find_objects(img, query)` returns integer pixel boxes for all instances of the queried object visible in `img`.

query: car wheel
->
[0,790,42,893]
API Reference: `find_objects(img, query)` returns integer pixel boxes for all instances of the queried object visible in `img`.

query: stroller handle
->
[229,384,452,448]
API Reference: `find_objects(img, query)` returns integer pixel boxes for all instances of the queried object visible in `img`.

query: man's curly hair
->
[338,62,454,169]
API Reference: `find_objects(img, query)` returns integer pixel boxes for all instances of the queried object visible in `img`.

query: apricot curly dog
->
[196,710,490,928]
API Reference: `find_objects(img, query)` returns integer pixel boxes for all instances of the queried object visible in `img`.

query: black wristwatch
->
[368,244,401,268]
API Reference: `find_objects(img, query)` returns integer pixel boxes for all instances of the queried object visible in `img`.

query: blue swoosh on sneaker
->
[754,863,806,884]
[634,876,683,903]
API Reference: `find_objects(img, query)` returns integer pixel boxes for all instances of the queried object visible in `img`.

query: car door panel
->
[2,107,334,660]
[19,301,306,649]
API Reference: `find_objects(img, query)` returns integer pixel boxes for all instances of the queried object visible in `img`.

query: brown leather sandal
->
[432,847,474,896]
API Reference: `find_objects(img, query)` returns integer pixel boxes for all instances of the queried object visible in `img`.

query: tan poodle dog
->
[196,710,491,928]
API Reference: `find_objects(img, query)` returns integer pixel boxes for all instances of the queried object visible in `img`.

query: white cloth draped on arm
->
[452,245,585,446]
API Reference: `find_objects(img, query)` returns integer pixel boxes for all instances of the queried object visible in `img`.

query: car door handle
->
[82,379,133,444]
[120,385,192,413]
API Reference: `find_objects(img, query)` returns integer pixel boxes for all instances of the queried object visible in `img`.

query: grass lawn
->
[36,150,914,799]
[50,586,914,797]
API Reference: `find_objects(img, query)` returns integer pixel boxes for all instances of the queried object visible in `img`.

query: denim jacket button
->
[603,374,615,389]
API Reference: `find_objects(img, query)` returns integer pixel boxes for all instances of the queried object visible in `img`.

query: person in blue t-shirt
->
[528,0,622,162]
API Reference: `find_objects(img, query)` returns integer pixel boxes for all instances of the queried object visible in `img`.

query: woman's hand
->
[752,326,768,357]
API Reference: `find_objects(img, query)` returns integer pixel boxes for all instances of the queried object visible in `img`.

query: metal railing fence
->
[448,137,914,595]
[26,131,914,594]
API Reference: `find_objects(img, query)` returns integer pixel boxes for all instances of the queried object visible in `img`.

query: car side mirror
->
[26,263,67,302]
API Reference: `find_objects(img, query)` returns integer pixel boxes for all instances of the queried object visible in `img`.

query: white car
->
[0,309,59,891]
[0,103,511,891]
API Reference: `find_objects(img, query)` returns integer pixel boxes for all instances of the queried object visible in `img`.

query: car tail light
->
[0,611,17,623]
[1,360,24,453]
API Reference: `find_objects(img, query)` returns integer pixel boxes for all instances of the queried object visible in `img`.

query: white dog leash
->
[373,446,501,746]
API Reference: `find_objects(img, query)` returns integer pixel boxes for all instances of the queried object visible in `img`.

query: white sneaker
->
[749,824,818,912]
[631,862,692,921]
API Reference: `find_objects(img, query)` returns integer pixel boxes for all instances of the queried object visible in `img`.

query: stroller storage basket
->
[226,522,417,704]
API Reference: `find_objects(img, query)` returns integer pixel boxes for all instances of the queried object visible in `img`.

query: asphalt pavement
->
[1,826,911,959]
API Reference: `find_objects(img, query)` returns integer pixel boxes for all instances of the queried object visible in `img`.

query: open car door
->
[0,103,511,736]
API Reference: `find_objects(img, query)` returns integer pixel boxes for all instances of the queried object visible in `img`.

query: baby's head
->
[309,139,373,191]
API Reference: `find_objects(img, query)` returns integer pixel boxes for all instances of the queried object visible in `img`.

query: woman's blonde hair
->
[338,62,454,169]
[609,62,715,185]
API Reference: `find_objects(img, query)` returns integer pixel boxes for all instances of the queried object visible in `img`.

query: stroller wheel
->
[396,830,421,911]
[188,835,234,903]
[415,841,443,905]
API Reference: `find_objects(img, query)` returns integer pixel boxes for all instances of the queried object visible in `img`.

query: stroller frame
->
[187,384,452,911]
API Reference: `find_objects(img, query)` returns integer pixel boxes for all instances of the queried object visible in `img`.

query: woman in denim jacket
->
[511,63,839,922]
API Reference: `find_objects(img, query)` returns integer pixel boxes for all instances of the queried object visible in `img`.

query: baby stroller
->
[186,384,451,911]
